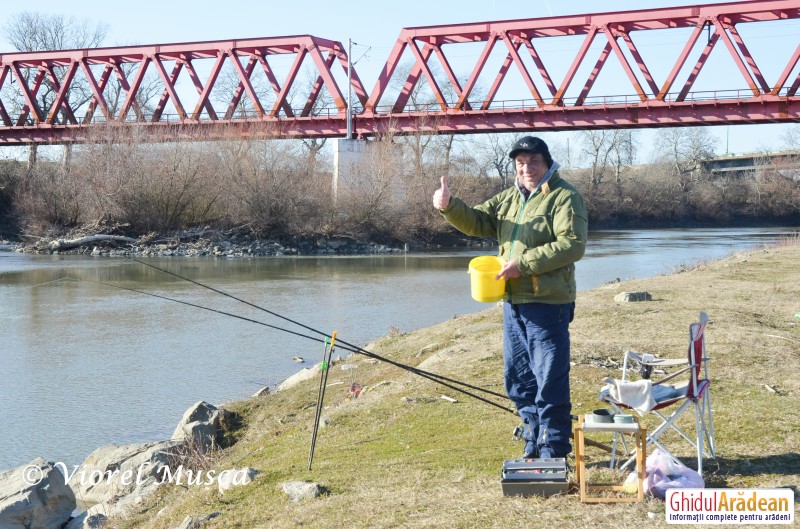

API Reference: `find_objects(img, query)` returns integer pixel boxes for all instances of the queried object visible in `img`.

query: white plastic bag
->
[645,448,704,499]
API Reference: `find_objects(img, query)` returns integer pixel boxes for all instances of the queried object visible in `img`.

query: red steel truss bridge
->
[0,0,799,144]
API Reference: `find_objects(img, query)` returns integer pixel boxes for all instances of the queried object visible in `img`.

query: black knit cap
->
[509,136,552,167]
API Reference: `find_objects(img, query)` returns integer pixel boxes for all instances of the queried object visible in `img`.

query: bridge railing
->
[4,87,792,128]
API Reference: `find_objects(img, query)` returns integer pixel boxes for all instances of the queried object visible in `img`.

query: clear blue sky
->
[1,0,798,158]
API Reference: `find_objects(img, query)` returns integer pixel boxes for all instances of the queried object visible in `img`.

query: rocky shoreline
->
[0,356,341,529]
[0,229,493,258]
[0,399,246,529]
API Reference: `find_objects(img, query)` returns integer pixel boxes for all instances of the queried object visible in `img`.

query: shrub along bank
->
[1,137,798,249]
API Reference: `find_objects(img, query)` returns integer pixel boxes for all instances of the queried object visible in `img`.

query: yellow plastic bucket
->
[468,256,506,302]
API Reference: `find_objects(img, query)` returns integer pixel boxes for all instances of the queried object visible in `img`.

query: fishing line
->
[2,276,72,293]
[75,273,514,414]
[123,256,511,403]
[71,277,318,342]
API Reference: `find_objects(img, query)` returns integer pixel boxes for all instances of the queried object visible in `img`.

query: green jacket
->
[441,173,588,304]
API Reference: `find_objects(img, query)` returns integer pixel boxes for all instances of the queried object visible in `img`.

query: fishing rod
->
[308,332,336,470]
[79,268,515,414]
[76,271,609,453]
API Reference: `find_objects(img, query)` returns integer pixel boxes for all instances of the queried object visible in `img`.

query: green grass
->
[108,244,800,529]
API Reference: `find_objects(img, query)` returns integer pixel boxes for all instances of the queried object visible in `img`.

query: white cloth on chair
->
[601,377,657,414]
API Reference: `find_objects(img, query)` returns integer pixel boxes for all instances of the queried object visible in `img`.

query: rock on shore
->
[0,457,76,529]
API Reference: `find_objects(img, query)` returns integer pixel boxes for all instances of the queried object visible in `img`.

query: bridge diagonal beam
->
[152,58,186,121]
[576,42,613,107]
[432,44,472,111]
[482,43,516,111]
[677,30,720,102]
[405,39,449,111]
[271,46,307,118]
[185,55,221,120]
[773,42,800,95]
[118,57,152,122]
[224,55,255,119]
[230,50,266,118]
[725,20,770,93]
[501,30,544,107]
[522,37,557,97]
[712,16,764,96]
[81,62,112,123]
[456,33,498,111]
[365,36,407,113]
[392,42,435,113]
[658,21,706,101]
[552,26,599,106]
[618,31,659,97]
[330,41,368,108]
[603,25,648,102]
[11,64,45,125]
[44,61,80,125]
[0,66,14,126]
[304,47,343,116]
[257,54,294,117]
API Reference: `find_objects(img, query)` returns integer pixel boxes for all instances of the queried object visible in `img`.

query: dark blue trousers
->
[503,301,574,458]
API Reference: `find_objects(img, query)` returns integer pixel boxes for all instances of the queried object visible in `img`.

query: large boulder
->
[614,291,653,302]
[171,401,235,452]
[0,457,76,529]
[276,367,318,392]
[281,480,322,502]
[68,441,178,507]
[217,467,258,495]
[277,359,339,392]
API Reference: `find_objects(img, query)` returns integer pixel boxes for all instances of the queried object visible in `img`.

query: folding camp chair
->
[599,312,716,476]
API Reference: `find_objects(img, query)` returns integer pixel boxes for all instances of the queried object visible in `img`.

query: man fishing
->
[432,136,588,459]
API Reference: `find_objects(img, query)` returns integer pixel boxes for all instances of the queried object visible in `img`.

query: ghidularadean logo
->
[666,488,794,525]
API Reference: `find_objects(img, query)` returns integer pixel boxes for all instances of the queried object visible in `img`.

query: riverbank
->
[3,221,795,258]
[1,225,498,257]
[98,240,799,528]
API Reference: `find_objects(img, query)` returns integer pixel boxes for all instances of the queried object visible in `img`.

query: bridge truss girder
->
[0,0,799,144]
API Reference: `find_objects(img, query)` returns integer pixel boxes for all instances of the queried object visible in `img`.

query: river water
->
[0,227,795,471]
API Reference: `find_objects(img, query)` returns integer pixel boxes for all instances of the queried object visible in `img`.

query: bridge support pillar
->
[333,138,369,201]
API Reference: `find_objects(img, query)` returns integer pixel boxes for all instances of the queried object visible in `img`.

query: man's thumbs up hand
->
[432,175,451,210]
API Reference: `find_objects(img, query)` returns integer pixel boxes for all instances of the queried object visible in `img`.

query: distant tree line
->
[0,124,798,245]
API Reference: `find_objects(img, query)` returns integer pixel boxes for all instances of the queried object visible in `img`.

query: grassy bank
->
[109,241,799,529]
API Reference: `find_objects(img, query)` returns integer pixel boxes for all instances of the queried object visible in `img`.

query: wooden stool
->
[574,415,647,503]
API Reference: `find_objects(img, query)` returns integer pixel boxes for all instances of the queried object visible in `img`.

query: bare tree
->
[780,125,800,152]
[3,12,107,120]
[477,133,518,187]
[3,12,108,167]
[609,129,637,191]
[658,127,717,190]
[579,129,614,189]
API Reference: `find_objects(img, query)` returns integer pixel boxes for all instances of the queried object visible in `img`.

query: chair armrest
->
[625,351,687,366]
[648,358,689,367]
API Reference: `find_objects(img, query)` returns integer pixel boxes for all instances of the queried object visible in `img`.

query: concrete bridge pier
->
[333,138,369,201]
